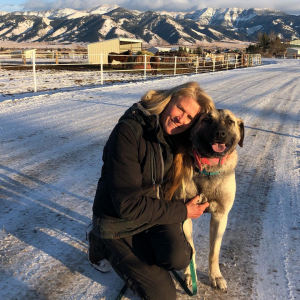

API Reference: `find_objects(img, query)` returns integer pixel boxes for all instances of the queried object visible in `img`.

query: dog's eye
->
[203,117,212,123]
[227,120,234,125]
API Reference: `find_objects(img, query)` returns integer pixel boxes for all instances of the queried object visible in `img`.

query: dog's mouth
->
[194,138,234,157]
[211,143,226,153]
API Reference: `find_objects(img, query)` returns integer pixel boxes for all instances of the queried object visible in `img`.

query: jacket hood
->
[119,102,158,129]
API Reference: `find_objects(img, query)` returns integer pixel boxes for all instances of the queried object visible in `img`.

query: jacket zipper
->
[151,150,156,189]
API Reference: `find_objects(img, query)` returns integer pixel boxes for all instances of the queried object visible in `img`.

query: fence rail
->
[0,52,262,95]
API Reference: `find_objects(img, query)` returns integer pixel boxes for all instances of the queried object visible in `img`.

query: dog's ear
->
[237,118,244,147]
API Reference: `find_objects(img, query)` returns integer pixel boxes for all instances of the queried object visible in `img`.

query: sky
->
[0,0,300,15]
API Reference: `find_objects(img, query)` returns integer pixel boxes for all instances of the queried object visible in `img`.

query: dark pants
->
[93,223,192,300]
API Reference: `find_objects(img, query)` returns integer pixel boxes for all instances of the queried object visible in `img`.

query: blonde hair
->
[141,81,215,115]
[164,144,194,201]
[141,82,215,201]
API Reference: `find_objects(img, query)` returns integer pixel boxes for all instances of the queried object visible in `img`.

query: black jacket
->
[92,102,187,239]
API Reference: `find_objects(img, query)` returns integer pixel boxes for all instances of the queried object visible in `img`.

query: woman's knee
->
[165,249,192,270]
[139,272,176,300]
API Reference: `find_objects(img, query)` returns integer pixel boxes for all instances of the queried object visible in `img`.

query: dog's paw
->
[210,276,227,291]
[198,193,208,204]
[182,273,192,287]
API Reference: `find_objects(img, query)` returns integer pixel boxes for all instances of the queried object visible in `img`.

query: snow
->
[157,11,187,19]
[6,20,34,36]
[208,27,224,38]
[14,8,78,19]
[98,19,117,36]
[85,4,120,15]
[0,58,300,300]
[190,28,206,37]
[12,5,119,20]
[246,25,264,35]
[51,27,68,38]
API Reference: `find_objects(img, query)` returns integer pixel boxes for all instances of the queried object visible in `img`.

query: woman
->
[87,81,215,299]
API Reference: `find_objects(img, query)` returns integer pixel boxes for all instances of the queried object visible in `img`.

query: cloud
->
[23,0,122,11]
[0,4,25,12]
[18,0,300,15]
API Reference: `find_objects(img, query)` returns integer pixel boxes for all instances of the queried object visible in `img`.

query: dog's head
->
[191,109,244,158]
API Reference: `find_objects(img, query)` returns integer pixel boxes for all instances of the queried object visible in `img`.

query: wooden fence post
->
[212,56,215,72]
[55,50,58,64]
[174,56,177,75]
[144,54,147,80]
[100,53,103,85]
[226,54,229,70]
[32,50,37,92]
[196,56,198,74]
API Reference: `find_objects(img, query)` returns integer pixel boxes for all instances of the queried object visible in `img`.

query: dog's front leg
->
[208,213,228,291]
[182,218,197,286]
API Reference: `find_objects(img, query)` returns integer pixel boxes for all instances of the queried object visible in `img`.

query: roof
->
[88,38,143,45]
[147,47,171,51]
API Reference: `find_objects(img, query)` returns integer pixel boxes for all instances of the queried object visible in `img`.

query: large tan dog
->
[165,109,244,291]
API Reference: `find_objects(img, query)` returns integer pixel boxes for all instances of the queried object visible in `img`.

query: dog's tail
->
[165,146,193,201]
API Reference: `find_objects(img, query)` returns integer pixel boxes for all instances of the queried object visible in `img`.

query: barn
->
[88,38,143,64]
[286,48,300,59]
[290,39,300,46]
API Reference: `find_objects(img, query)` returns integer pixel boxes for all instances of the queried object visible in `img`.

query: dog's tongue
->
[211,143,226,153]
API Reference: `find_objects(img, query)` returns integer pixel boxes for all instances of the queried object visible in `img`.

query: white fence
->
[0,52,262,95]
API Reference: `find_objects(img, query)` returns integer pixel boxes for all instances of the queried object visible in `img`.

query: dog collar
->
[193,148,232,172]
[196,169,220,176]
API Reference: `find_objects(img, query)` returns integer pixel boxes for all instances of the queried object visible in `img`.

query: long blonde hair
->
[141,81,215,115]
[143,82,214,201]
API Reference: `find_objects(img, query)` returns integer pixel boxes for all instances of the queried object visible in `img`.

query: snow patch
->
[246,25,264,35]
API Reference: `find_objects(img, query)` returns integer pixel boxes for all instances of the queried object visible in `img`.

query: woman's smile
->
[160,96,201,135]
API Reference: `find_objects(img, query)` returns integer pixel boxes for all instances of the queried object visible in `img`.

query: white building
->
[286,48,300,59]
[146,47,171,54]
[290,39,300,46]
[88,38,143,64]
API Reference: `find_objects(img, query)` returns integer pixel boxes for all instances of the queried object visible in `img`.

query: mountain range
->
[0,4,299,46]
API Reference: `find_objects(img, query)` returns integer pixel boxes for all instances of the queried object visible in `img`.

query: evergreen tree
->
[195,46,202,55]
[258,33,270,53]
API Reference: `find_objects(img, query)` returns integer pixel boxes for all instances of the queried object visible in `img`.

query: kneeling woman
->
[88,81,214,300]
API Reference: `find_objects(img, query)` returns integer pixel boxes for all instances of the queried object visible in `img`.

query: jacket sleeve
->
[106,122,187,224]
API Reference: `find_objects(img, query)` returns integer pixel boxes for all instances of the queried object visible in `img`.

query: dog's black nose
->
[215,130,226,138]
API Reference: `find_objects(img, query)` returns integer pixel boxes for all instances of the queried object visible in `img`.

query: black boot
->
[86,224,112,273]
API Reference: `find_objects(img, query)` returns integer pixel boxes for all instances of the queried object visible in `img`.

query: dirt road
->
[1,60,299,299]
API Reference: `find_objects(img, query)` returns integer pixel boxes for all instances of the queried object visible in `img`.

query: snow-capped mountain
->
[12,5,121,19]
[0,5,299,45]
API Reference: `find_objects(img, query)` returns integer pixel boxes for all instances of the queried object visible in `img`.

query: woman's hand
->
[186,195,209,219]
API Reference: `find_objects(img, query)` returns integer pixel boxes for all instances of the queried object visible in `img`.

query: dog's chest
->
[192,174,223,199]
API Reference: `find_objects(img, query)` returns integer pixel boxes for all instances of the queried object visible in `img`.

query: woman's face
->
[160,96,201,135]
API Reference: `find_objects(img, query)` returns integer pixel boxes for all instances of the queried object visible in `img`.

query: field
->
[0,58,299,300]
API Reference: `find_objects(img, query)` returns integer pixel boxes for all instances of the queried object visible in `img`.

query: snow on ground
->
[0,67,146,95]
[0,56,189,95]
[0,59,299,300]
